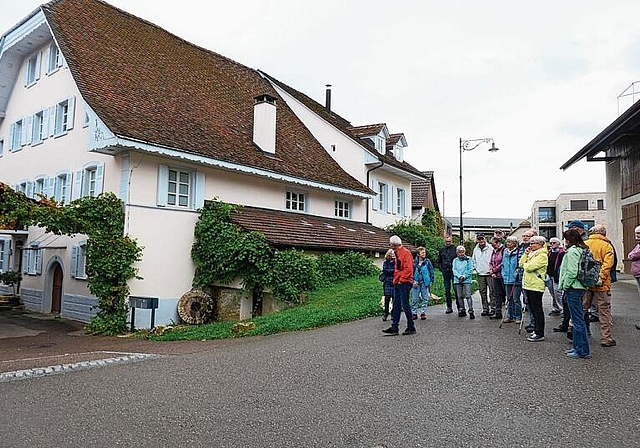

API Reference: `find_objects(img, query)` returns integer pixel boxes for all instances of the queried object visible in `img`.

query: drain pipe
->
[365,160,384,224]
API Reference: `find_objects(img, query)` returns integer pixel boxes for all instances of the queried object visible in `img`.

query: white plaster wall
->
[606,160,624,271]
[369,170,412,229]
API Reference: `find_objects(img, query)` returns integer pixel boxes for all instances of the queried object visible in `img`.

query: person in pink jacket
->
[628,225,640,330]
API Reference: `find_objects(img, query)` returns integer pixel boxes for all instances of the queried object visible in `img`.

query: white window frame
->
[334,199,352,219]
[34,176,45,199]
[156,165,205,210]
[10,119,24,151]
[73,163,104,199]
[46,43,62,74]
[54,171,71,205]
[0,238,10,273]
[168,168,191,207]
[396,187,406,216]
[54,97,75,136]
[71,241,88,280]
[377,182,388,212]
[394,144,404,162]
[0,138,4,158]
[22,243,42,276]
[374,135,385,154]
[31,110,47,145]
[25,52,41,87]
[285,190,307,212]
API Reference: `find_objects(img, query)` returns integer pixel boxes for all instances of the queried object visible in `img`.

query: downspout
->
[366,160,384,224]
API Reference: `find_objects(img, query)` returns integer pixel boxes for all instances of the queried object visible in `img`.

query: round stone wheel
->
[177,289,213,325]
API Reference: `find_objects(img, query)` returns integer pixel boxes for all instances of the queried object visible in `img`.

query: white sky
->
[3,0,639,220]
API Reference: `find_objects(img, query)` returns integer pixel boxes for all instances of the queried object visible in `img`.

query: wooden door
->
[51,264,63,314]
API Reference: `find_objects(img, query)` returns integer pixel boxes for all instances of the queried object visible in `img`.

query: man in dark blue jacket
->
[438,236,457,314]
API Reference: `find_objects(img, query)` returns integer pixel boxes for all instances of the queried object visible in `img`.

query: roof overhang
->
[560,99,640,170]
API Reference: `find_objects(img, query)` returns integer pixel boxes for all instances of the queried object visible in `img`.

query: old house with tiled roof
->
[0,0,430,325]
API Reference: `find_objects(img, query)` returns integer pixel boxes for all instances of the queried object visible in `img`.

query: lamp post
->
[459,137,499,242]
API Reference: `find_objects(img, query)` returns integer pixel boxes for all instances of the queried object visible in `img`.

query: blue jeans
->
[566,288,589,356]
[412,282,430,314]
[504,283,522,320]
[391,282,415,331]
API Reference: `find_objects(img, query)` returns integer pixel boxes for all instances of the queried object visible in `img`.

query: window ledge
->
[53,131,68,139]
[46,67,61,76]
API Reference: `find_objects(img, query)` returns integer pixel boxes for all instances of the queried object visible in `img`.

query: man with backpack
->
[584,225,616,347]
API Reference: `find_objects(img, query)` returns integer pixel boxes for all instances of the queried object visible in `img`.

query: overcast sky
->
[3,0,639,220]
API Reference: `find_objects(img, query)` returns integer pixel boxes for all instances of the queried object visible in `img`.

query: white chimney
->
[253,94,277,154]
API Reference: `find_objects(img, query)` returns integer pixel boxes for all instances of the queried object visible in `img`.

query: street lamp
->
[459,137,499,242]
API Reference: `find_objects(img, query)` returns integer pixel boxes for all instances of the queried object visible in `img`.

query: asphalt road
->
[2,278,640,448]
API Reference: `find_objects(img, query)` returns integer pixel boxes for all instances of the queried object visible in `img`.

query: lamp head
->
[489,142,499,152]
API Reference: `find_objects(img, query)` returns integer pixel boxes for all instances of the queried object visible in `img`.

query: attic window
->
[394,144,404,162]
[375,136,385,154]
[25,53,41,86]
[47,43,62,74]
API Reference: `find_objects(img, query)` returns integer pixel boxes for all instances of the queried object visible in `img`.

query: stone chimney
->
[253,94,277,154]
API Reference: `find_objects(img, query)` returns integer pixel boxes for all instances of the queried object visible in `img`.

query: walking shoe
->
[445,308,453,314]
[420,313,426,320]
[601,340,617,347]
[382,327,399,335]
[402,328,417,335]
[382,313,389,322]
[502,318,515,323]
[589,314,599,323]
[481,310,489,316]
[412,314,418,320]
[458,309,467,317]
[489,313,503,320]
[553,326,569,332]
[488,309,496,317]
[566,351,591,359]
[525,325,535,333]
[469,310,475,320]
[564,348,576,354]
[515,319,522,324]
[527,334,545,342]
[636,324,640,330]
[548,309,561,316]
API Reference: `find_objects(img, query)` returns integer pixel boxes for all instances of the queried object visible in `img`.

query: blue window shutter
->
[48,106,56,137]
[45,177,55,198]
[72,170,83,200]
[157,165,168,206]
[35,248,42,275]
[372,179,379,211]
[41,109,49,140]
[70,245,78,278]
[63,173,71,205]
[20,117,29,146]
[66,96,75,130]
[95,163,104,195]
[193,171,205,209]
[35,52,41,81]
[0,239,9,272]
[8,123,14,150]
[391,186,398,215]
[22,249,28,274]
[385,184,392,213]
[119,153,130,201]
[44,45,51,74]
[25,115,34,145]
[26,181,34,199]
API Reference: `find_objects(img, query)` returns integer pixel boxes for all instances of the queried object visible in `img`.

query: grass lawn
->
[148,271,448,342]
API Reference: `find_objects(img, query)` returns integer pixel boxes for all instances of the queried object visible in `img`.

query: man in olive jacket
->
[584,225,616,347]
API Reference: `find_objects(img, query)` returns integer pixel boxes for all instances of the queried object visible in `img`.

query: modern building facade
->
[530,192,607,240]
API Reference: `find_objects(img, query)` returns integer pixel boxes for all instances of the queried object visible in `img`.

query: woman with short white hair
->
[628,225,640,330]
[501,236,522,323]
[519,235,549,342]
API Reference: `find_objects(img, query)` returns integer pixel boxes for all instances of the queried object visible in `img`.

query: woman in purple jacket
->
[628,225,640,330]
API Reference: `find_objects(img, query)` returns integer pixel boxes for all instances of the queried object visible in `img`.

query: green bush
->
[317,251,377,285]
[386,221,444,268]
[267,249,318,303]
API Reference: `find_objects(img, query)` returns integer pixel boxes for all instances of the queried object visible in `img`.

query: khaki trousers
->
[583,290,613,343]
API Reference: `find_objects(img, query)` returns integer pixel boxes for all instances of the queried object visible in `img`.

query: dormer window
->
[47,43,63,74]
[375,136,385,154]
[394,144,404,162]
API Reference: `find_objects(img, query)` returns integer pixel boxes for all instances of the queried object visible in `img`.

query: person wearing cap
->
[472,233,495,316]
[566,220,587,240]
[584,225,616,347]
[627,225,640,330]
[546,237,565,316]
[382,235,417,336]
[520,235,549,342]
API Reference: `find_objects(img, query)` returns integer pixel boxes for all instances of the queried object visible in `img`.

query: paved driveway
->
[1,277,639,447]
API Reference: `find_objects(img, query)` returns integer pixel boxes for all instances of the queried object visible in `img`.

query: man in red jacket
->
[382,235,417,335]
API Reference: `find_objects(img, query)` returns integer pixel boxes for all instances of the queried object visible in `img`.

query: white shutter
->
[8,123,15,150]
[385,184,392,213]
[193,171,205,209]
[119,154,130,201]
[48,106,56,137]
[66,96,75,130]
[35,51,41,81]
[157,165,168,206]
[70,245,78,278]
[371,179,379,211]
[34,248,42,275]
[25,181,34,199]
[72,170,83,200]
[1,239,9,272]
[95,163,104,195]
[64,173,72,205]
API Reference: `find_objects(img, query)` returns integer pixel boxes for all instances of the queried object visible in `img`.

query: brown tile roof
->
[41,0,370,195]
[262,74,427,179]
[386,133,405,147]
[347,124,387,138]
[228,205,395,252]
[411,171,435,209]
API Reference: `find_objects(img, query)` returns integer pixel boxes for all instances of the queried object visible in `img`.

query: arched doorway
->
[51,263,63,315]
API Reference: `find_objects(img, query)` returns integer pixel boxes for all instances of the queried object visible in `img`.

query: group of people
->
[381,219,636,360]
